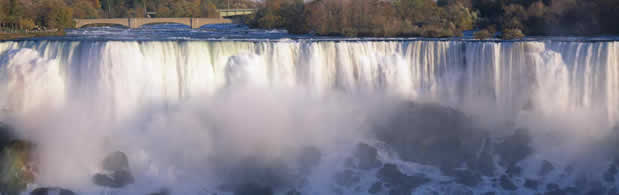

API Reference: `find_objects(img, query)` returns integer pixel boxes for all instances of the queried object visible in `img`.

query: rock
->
[388,188,412,195]
[298,146,321,173]
[467,139,495,176]
[605,163,617,183]
[368,182,383,194]
[374,103,486,171]
[585,181,605,195]
[0,123,15,150]
[546,183,560,191]
[93,171,134,188]
[234,183,273,195]
[609,188,619,195]
[447,169,481,187]
[146,188,170,195]
[500,175,517,191]
[496,128,533,167]
[286,189,301,195]
[334,170,360,187]
[506,165,522,177]
[102,151,130,172]
[92,151,134,188]
[377,164,430,193]
[524,179,538,190]
[0,140,36,195]
[355,143,382,170]
[482,192,496,195]
[31,187,76,195]
[539,160,554,176]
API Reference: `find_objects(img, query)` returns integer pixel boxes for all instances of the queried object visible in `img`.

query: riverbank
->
[0,31,66,41]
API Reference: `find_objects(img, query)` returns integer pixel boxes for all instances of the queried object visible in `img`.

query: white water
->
[1,40,616,125]
[0,40,618,194]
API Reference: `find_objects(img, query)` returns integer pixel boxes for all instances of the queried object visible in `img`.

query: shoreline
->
[0,31,66,41]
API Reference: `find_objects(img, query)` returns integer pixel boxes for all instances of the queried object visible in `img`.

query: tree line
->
[247,0,619,39]
[0,0,256,31]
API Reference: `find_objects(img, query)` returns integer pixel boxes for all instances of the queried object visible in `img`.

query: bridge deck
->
[74,18,235,29]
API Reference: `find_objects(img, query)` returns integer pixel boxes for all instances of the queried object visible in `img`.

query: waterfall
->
[1,40,616,126]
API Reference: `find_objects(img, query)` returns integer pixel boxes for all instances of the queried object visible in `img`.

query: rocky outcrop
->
[0,139,36,195]
[93,151,134,188]
[377,164,430,195]
[374,103,487,173]
[30,187,75,195]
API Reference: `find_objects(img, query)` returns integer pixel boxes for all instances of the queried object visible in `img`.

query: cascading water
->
[0,39,617,195]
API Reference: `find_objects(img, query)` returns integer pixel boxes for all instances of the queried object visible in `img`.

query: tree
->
[73,0,100,19]
[18,18,35,30]
[47,5,73,29]
[200,0,219,18]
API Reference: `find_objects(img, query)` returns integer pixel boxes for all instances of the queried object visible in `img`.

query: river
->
[0,24,618,195]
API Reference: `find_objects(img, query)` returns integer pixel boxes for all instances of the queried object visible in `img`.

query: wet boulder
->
[234,183,273,195]
[524,179,539,190]
[30,187,76,195]
[374,103,486,172]
[334,169,360,187]
[496,128,533,167]
[499,175,517,191]
[605,163,617,183]
[93,151,134,188]
[377,164,430,194]
[297,146,321,174]
[147,188,170,195]
[0,139,36,195]
[539,160,554,176]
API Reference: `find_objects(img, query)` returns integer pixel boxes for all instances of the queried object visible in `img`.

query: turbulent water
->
[0,27,618,195]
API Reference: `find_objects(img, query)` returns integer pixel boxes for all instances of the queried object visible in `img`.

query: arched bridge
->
[74,18,234,29]
[74,9,256,29]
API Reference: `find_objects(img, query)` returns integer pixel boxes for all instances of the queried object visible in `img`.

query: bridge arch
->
[74,18,234,29]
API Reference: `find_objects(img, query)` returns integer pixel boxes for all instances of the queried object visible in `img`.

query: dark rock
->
[298,146,321,173]
[93,171,134,188]
[234,183,273,195]
[605,163,617,183]
[506,165,522,177]
[609,187,618,195]
[0,140,36,195]
[467,139,495,176]
[585,181,605,195]
[93,151,134,188]
[586,188,606,195]
[539,160,554,176]
[496,128,533,167]
[355,143,382,170]
[524,179,539,190]
[546,183,560,191]
[482,192,496,195]
[332,187,343,195]
[218,156,297,191]
[146,188,170,195]
[369,182,383,194]
[447,169,481,187]
[286,189,301,195]
[377,164,430,192]
[102,151,130,172]
[30,187,76,195]
[388,188,413,195]
[0,123,15,150]
[334,170,360,187]
[500,175,517,191]
[374,103,486,171]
